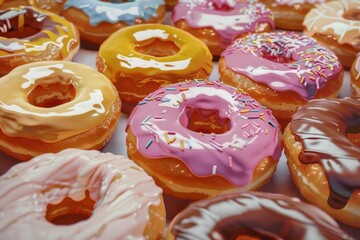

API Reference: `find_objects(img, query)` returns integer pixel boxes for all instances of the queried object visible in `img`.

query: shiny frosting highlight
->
[221,32,342,99]
[0,149,162,240]
[64,0,165,26]
[169,191,353,240]
[127,81,282,186]
[290,97,360,209]
[0,61,117,143]
[172,0,274,48]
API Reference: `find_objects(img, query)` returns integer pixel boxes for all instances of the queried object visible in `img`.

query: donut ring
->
[283,97,360,227]
[62,0,166,47]
[126,81,282,199]
[303,0,360,69]
[220,31,343,128]
[172,0,274,56]
[0,149,165,239]
[0,61,120,161]
[0,0,66,14]
[97,24,213,114]
[350,54,360,96]
[0,6,79,77]
[166,191,353,239]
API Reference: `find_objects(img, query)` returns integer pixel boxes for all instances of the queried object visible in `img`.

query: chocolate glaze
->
[170,191,352,239]
[290,97,360,209]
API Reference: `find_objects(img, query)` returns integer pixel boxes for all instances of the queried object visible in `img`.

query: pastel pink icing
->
[221,32,343,99]
[172,0,274,48]
[127,81,283,186]
[0,149,163,239]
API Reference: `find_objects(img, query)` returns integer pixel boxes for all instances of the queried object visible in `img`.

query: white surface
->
[0,48,358,237]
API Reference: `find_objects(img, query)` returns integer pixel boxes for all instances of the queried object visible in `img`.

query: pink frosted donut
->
[126,80,283,199]
[171,0,274,56]
[0,149,165,239]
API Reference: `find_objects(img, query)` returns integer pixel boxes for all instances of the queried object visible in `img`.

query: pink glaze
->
[172,0,274,48]
[127,81,283,186]
[0,149,163,239]
[221,32,342,99]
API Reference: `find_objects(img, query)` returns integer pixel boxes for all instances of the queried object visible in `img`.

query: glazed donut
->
[62,0,166,48]
[283,97,360,227]
[166,191,353,240]
[259,0,329,31]
[172,0,274,56]
[0,61,121,161]
[350,54,360,96]
[219,31,343,128]
[126,80,282,199]
[0,149,166,239]
[97,24,213,114]
[0,0,66,14]
[0,6,79,77]
[303,0,360,69]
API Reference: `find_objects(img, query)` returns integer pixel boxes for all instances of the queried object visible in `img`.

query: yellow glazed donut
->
[303,0,360,69]
[0,149,166,239]
[0,61,121,161]
[0,0,66,14]
[351,54,360,96]
[97,24,213,114]
[0,6,79,77]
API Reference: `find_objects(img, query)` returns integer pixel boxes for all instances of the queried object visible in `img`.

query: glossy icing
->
[290,97,360,209]
[172,0,274,48]
[303,0,360,49]
[274,0,325,5]
[0,61,117,143]
[0,149,162,240]
[64,0,165,26]
[127,81,282,186]
[221,32,342,99]
[168,191,353,239]
[356,55,360,79]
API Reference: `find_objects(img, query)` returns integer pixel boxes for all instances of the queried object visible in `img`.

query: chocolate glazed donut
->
[165,191,352,239]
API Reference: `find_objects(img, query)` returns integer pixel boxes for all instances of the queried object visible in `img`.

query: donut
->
[61,0,166,48]
[0,61,121,161]
[259,0,329,31]
[165,0,178,9]
[172,0,274,56]
[0,6,80,77]
[219,31,343,128]
[283,97,360,227]
[97,24,213,114]
[0,149,166,239]
[350,54,360,96]
[0,0,66,14]
[165,191,353,239]
[126,80,283,199]
[303,0,360,69]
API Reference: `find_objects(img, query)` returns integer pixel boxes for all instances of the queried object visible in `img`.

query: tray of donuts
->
[0,0,359,239]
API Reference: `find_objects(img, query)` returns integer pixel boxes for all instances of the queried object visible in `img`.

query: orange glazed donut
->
[126,81,283,200]
[351,54,360,96]
[283,97,360,227]
[166,192,353,239]
[220,32,343,128]
[0,149,166,239]
[259,0,330,31]
[97,24,213,114]
[0,6,79,77]
[0,0,66,14]
[303,0,360,69]
[61,0,166,48]
[0,61,121,161]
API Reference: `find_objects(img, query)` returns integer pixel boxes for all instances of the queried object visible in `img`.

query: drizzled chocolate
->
[290,97,360,209]
[169,191,352,239]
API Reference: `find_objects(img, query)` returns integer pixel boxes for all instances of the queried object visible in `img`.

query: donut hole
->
[212,2,234,11]
[27,82,76,108]
[347,126,360,148]
[135,38,179,57]
[261,50,294,64]
[0,11,41,39]
[45,190,95,225]
[180,107,231,134]
[343,9,360,21]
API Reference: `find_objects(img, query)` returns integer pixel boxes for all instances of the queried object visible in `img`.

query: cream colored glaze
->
[303,0,360,49]
[0,149,162,240]
[0,61,117,143]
